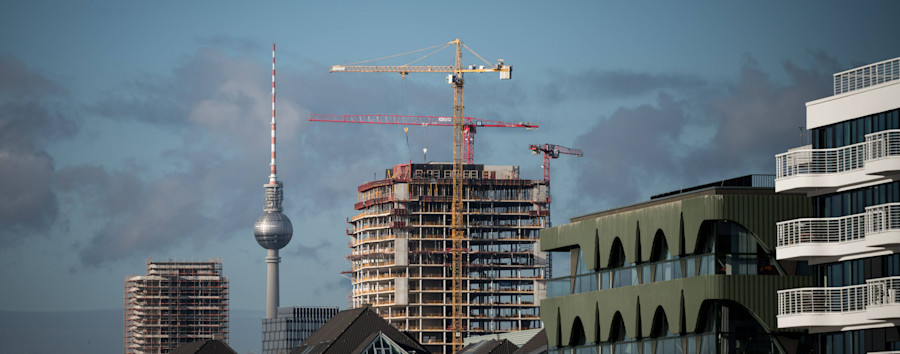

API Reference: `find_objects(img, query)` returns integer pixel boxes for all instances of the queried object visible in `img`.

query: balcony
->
[776,203,900,263]
[777,276,900,332]
[775,130,900,193]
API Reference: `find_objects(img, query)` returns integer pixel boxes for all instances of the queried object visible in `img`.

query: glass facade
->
[810,108,899,149]
[261,306,339,354]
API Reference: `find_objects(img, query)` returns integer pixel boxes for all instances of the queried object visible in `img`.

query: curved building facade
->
[540,176,813,353]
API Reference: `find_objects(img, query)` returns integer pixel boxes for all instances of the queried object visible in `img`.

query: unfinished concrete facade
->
[347,163,549,354]
[124,259,229,354]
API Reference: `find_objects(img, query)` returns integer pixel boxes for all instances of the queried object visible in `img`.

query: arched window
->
[650,231,682,282]
[649,307,671,338]
[609,312,628,343]
[570,316,586,347]
[610,238,637,288]
[609,238,628,268]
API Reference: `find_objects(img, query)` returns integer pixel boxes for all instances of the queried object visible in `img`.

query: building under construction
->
[347,162,549,354]
[124,259,229,354]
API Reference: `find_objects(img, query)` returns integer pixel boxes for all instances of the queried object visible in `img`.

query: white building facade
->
[775,57,900,352]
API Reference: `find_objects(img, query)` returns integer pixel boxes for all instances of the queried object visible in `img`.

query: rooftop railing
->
[834,57,900,95]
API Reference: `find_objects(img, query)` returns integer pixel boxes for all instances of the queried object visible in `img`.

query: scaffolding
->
[347,163,550,354]
[124,259,229,354]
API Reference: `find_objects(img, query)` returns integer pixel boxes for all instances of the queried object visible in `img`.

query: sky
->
[1,0,900,352]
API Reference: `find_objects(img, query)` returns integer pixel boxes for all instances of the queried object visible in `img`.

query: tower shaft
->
[266,249,280,319]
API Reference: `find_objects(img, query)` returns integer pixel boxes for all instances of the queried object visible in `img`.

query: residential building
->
[540,175,814,353]
[775,57,900,352]
[124,259,229,354]
[347,162,549,353]
[262,306,339,354]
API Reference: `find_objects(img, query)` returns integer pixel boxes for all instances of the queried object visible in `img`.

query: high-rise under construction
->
[346,162,549,354]
[124,259,229,353]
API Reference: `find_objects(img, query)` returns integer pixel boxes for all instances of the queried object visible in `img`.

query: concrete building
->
[347,162,550,353]
[261,306,339,354]
[774,57,900,352]
[540,175,814,353]
[124,259,229,354]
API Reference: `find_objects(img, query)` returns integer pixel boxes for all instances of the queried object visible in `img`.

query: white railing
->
[776,130,900,179]
[778,284,868,316]
[777,213,865,247]
[834,57,900,95]
[866,130,900,161]
[867,276,900,307]
[775,142,866,178]
[866,203,900,235]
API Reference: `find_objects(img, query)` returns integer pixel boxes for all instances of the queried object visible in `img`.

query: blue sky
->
[2,0,899,351]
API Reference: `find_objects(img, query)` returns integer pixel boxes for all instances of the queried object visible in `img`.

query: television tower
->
[253,43,293,319]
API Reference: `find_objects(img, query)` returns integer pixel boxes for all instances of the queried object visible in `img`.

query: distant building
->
[124,259,229,354]
[540,175,815,353]
[775,57,900,352]
[291,306,427,354]
[262,306,339,354]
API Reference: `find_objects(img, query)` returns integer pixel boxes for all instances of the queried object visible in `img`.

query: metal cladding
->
[254,211,293,250]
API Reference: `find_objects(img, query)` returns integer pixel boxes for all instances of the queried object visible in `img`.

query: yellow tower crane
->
[330,39,512,353]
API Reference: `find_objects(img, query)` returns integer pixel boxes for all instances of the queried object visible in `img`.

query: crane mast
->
[330,39,511,353]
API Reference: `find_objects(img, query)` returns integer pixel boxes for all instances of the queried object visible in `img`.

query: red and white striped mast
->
[269,43,278,185]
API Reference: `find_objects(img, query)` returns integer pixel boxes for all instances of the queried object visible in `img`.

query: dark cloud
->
[0,55,66,99]
[570,54,838,214]
[542,69,707,102]
[75,47,418,266]
[0,56,76,245]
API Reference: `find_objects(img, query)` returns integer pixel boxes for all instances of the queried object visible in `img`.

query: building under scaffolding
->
[124,259,229,354]
[347,163,549,354]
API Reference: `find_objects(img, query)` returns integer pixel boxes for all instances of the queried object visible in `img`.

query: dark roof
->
[512,329,547,354]
[169,339,237,354]
[291,307,427,354]
[459,338,519,354]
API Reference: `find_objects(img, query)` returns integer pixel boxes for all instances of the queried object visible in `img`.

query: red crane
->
[310,113,538,164]
[529,143,583,183]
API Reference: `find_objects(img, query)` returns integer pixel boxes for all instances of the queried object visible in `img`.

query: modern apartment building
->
[540,175,814,353]
[347,162,549,353]
[775,57,900,352]
[262,306,339,354]
[124,259,229,353]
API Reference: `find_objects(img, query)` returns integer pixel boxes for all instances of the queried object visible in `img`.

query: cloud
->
[0,56,76,245]
[75,45,421,266]
[570,53,838,214]
[541,69,707,103]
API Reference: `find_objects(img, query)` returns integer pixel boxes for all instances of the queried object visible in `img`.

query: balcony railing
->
[777,203,900,252]
[778,276,900,318]
[867,203,900,236]
[833,57,900,95]
[778,284,868,316]
[775,130,900,180]
[867,130,900,161]
[775,143,866,178]
[867,276,900,308]
[777,213,865,246]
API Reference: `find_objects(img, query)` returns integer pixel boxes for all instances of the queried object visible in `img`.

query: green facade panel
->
[541,275,813,347]
[539,188,813,348]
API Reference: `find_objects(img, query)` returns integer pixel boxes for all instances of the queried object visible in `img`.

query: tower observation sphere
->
[254,210,293,250]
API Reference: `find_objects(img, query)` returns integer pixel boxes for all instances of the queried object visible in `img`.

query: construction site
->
[346,163,550,354]
[123,259,229,354]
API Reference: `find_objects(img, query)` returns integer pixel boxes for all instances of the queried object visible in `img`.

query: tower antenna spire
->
[270,43,277,184]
